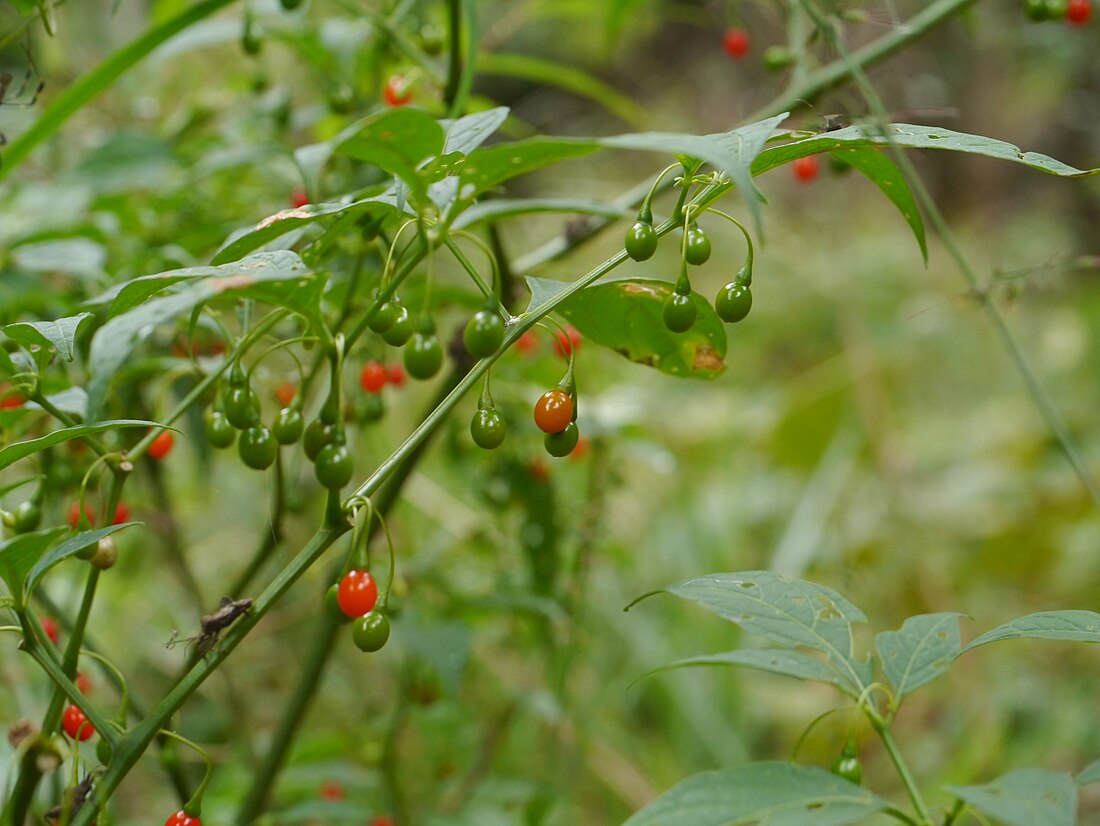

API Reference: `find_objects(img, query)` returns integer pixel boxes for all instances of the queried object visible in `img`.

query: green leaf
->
[627,571,869,697]
[457,138,601,203]
[453,197,624,228]
[1076,760,1100,787]
[647,649,853,693]
[478,53,648,129]
[622,762,889,826]
[441,106,510,155]
[874,613,963,703]
[945,770,1077,826]
[211,195,398,266]
[26,523,138,599]
[959,610,1100,655]
[0,420,156,473]
[600,115,787,234]
[4,313,93,363]
[336,108,446,202]
[753,124,1100,179]
[526,276,726,380]
[85,251,311,417]
[836,147,927,263]
[0,528,68,608]
[25,387,89,419]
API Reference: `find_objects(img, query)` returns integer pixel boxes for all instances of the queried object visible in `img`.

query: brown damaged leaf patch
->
[692,345,725,373]
[256,209,311,230]
[209,274,258,293]
[619,282,667,298]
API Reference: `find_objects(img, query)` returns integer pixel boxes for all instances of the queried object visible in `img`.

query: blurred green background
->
[1,1,1099,824]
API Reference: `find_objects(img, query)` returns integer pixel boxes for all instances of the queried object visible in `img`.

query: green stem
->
[443,234,495,302]
[870,714,934,825]
[0,0,237,182]
[67,526,348,826]
[797,0,1100,512]
[444,0,477,118]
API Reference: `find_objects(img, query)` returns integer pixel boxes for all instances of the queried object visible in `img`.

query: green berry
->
[303,419,335,461]
[271,407,304,445]
[683,224,711,266]
[381,306,415,346]
[663,291,697,333]
[223,385,261,429]
[715,283,752,323]
[470,408,506,450]
[238,425,278,470]
[624,221,658,261]
[369,300,400,334]
[352,611,390,652]
[463,309,505,359]
[205,411,236,448]
[404,331,444,380]
[314,443,354,490]
[544,421,580,458]
[11,500,41,533]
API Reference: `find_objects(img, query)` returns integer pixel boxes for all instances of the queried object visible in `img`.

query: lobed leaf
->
[526,276,727,380]
[945,769,1077,826]
[874,612,963,703]
[959,610,1100,655]
[627,571,870,696]
[646,649,853,693]
[4,313,93,362]
[622,762,889,826]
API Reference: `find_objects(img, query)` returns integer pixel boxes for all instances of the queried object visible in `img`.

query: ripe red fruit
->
[369,817,395,826]
[112,502,130,525]
[515,330,539,356]
[383,76,412,107]
[275,382,297,407]
[319,781,346,801]
[76,671,93,694]
[1067,0,1092,23]
[570,437,591,461]
[723,27,750,59]
[336,569,378,618]
[388,364,406,387]
[148,430,175,460]
[68,502,95,529]
[0,391,24,409]
[552,326,581,359]
[61,705,94,741]
[164,811,201,826]
[40,617,59,645]
[290,188,309,208]
[359,361,388,394]
[792,155,820,183]
[533,389,573,434]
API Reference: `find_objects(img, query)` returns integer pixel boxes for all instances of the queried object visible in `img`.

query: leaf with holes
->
[622,762,889,826]
[875,613,963,703]
[627,571,871,696]
[945,770,1077,826]
[959,610,1100,655]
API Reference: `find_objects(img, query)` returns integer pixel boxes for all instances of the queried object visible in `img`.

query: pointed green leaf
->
[26,387,88,419]
[959,610,1100,655]
[875,613,963,702]
[526,276,726,380]
[945,770,1077,826]
[4,313,93,362]
[837,147,927,262]
[648,649,854,694]
[1076,760,1100,787]
[457,137,601,202]
[0,528,68,608]
[210,194,398,266]
[336,108,446,201]
[26,523,138,599]
[441,106,510,155]
[0,420,156,473]
[628,571,869,696]
[622,762,889,826]
[86,251,311,417]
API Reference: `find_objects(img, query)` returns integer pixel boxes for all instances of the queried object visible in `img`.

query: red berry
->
[1067,0,1092,23]
[275,382,297,407]
[148,430,175,460]
[164,811,201,826]
[792,155,820,183]
[533,389,573,434]
[369,817,395,826]
[112,502,130,525]
[723,27,750,59]
[61,705,94,741]
[359,361,388,394]
[336,569,378,618]
[515,330,539,356]
[319,781,346,801]
[76,671,93,694]
[68,502,95,529]
[383,76,412,107]
[552,326,581,359]
[570,437,591,461]
[388,364,406,387]
[0,391,24,410]
[40,617,59,645]
[290,188,309,208]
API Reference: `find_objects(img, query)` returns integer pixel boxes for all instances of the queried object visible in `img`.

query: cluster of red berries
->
[358,361,407,393]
